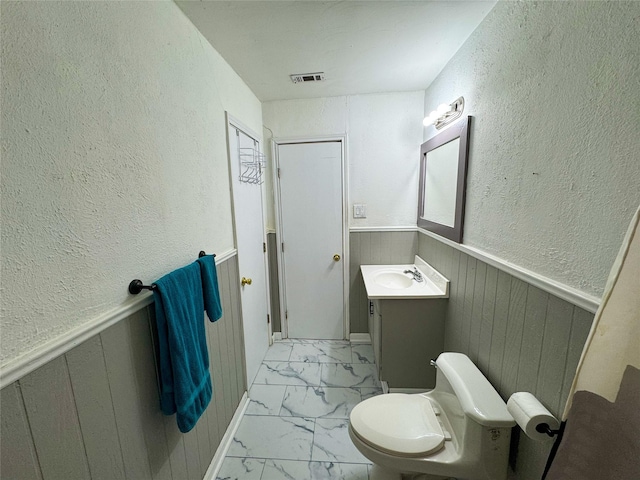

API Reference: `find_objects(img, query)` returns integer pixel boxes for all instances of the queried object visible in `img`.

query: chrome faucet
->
[403,267,423,282]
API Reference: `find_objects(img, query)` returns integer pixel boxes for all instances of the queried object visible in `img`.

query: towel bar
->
[128,251,216,295]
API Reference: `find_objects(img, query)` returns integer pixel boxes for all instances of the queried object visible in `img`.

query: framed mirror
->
[417,116,471,243]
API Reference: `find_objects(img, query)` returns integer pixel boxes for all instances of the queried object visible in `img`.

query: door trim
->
[272,135,350,339]
[225,112,273,344]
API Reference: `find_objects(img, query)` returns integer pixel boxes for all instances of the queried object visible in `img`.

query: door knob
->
[241,277,252,286]
[333,254,341,262]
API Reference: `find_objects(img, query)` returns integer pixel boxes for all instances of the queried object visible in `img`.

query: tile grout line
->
[218,340,380,479]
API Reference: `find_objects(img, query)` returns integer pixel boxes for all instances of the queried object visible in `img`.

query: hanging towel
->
[545,205,640,479]
[197,254,223,322]
[154,262,212,433]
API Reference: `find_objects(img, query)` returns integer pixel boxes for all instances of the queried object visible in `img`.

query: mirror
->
[418,116,471,243]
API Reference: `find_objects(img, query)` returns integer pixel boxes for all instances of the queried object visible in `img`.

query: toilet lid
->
[350,394,445,457]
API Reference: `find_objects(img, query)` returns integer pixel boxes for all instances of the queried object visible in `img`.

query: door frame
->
[272,135,350,339]
[225,112,273,345]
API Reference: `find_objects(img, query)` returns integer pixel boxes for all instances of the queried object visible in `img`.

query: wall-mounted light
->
[423,96,465,130]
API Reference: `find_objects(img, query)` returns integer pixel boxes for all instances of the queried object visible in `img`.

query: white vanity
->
[361,256,449,390]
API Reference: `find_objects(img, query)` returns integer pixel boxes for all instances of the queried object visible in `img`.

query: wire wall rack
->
[239,147,266,185]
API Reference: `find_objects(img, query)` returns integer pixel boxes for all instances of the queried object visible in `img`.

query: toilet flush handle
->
[430,359,438,368]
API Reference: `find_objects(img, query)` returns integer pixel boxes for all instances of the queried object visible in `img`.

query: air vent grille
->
[290,72,325,84]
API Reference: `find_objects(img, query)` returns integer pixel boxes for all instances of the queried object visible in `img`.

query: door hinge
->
[263,242,266,253]
[285,310,288,320]
[277,167,281,178]
[281,242,285,252]
[267,314,270,324]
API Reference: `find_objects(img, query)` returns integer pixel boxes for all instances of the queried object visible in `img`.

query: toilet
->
[349,352,515,480]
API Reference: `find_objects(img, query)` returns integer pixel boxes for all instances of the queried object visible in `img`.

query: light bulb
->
[437,103,450,115]
[423,111,438,126]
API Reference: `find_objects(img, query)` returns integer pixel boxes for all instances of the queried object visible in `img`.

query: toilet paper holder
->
[507,391,562,441]
[535,423,561,437]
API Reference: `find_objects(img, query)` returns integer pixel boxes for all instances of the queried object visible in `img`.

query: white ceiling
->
[176,1,496,102]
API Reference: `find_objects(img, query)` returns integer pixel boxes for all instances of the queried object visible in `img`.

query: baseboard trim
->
[349,333,372,344]
[204,391,249,480]
[0,249,238,389]
[418,228,601,313]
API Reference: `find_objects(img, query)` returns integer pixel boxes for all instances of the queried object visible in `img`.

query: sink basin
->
[360,256,450,299]
[374,271,414,289]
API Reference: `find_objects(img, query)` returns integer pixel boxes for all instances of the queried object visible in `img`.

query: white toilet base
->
[368,464,401,480]
[349,354,514,480]
[367,464,452,480]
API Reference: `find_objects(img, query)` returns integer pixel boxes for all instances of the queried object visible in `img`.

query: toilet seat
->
[350,394,445,457]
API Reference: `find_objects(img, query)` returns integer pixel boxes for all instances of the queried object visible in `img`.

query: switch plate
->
[353,204,367,218]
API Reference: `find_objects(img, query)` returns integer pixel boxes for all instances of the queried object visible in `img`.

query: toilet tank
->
[435,353,515,428]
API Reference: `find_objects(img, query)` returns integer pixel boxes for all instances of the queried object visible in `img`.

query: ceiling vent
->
[290,72,325,84]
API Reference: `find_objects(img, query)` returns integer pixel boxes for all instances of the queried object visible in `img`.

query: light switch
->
[353,204,367,218]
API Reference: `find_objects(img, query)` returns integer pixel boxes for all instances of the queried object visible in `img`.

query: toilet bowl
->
[349,353,515,480]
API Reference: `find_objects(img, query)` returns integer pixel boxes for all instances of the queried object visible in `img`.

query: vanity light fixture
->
[423,96,465,130]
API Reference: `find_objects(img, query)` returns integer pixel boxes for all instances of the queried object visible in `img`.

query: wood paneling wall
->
[267,233,281,332]
[417,233,594,480]
[0,256,246,480]
[348,230,594,478]
[349,231,419,333]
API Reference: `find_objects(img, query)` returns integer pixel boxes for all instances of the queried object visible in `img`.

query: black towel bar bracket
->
[128,279,156,295]
[128,251,216,295]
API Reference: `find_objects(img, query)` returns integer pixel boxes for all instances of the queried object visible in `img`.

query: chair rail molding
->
[349,226,599,313]
[418,228,600,313]
[349,226,418,232]
[0,248,238,389]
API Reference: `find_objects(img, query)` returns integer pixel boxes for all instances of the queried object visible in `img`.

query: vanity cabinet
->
[369,298,446,390]
[361,256,449,390]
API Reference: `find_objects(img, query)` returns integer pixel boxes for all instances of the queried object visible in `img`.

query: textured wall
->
[262,91,424,230]
[423,1,640,298]
[0,2,261,365]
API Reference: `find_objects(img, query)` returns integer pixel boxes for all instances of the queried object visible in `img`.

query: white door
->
[276,141,344,339]
[228,119,270,386]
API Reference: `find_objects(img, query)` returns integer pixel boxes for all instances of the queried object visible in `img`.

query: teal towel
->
[154,262,212,433]
[197,255,223,322]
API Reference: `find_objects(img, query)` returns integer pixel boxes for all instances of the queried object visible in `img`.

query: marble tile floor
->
[217,340,398,480]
